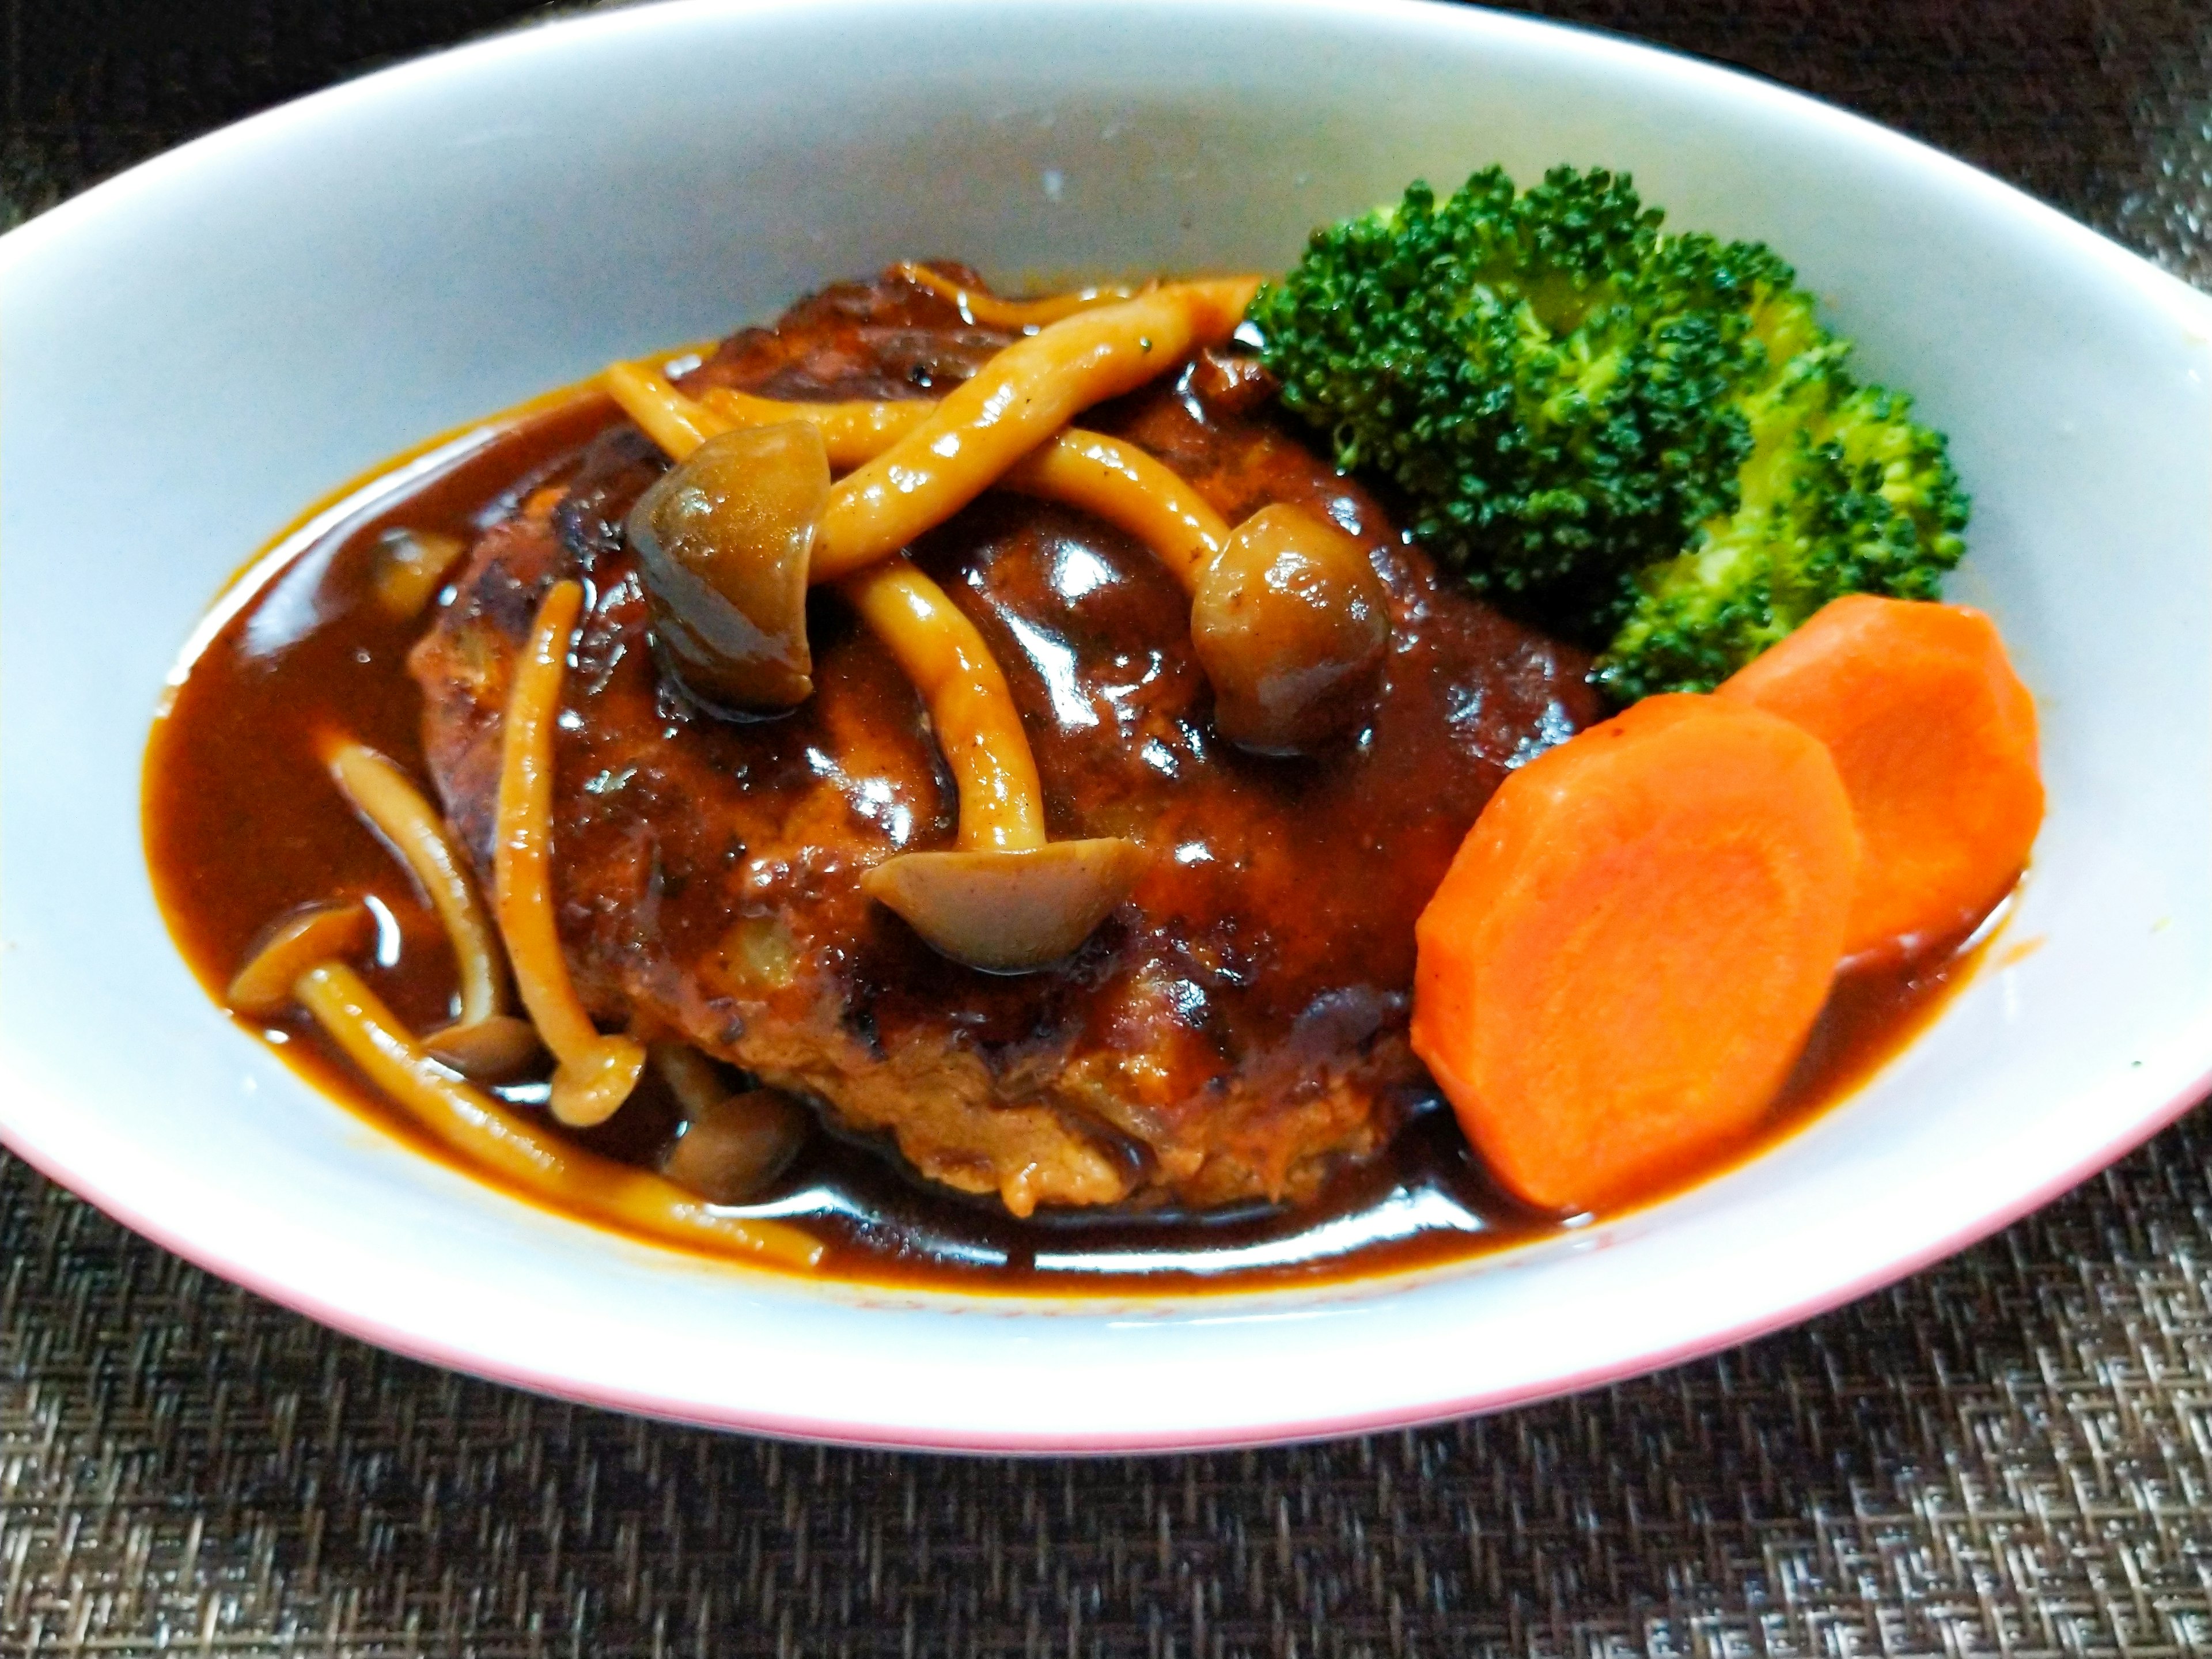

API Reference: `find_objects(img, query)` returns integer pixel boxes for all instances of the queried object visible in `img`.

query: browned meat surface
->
[408,270,1601,1215]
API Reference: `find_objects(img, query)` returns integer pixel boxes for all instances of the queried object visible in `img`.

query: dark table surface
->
[7,2,2212,1653]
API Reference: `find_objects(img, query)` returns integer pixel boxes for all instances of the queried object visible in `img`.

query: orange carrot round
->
[1718,594,2041,968]
[1411,694,1859,1214]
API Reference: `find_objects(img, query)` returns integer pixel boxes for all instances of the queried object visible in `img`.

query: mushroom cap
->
[661,1087,811,1205]
[1190,502,1391,755]
[227,898,376,1016]
[370,527,467,619]
[628,421,828,714]
[422,1014,545,1083]
[861,838,1151,974]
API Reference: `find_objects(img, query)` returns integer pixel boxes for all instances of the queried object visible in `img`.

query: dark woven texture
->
[7,1,2212,1652]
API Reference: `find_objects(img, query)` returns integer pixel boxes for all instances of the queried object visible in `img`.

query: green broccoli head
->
[1248,166,1968,698]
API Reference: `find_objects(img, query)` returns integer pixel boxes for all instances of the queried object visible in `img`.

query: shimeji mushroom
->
[652,1045,810,1205]
[613,372,1393,756]
[323,737,541,1081]
[623,420,828,713]
[1187,503,1391,753]
[608,332,1232,970]
[494,580,649,1125]
[596,273,1391,968]
[289,960,820,1267]
[227,899,378,1016]
[368,527,468,619]
[890,262,1148,330]
[806,278,1260,578]
[836,555,1151,972]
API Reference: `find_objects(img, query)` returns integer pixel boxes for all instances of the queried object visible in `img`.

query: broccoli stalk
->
[1248,166,1968,700]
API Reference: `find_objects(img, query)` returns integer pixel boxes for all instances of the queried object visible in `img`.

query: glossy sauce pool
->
[145,394,1994,1294]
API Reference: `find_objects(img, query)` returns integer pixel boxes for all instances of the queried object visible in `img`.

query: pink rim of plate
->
[9,1060,2210,1455]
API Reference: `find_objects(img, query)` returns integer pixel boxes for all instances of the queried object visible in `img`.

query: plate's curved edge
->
[0,0,2200,327]
[9,1037,2208,1454]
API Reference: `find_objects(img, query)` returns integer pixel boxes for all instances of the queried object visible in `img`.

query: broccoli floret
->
[1248,166,1968,698]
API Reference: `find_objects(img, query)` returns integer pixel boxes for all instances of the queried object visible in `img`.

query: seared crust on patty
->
[409,270,1599,1215]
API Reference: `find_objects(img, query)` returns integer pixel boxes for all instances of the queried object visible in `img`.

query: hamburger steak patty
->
[409,270,1601,1215]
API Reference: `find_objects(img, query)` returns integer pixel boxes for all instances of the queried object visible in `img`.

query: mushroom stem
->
[1005,430,1226,591]
[700,387,931,468]
[494,579,647,1126]
[294,963,822,1269]
[228,899,376,1017]
[687,384,1230,588]
[603,361,714,459]
[611,368,1380,755]
[324,737,508,1028]
[838,560,1153,967]
[836,555,1048,853]
[810,278,1262,580]
[892,262,1150,331]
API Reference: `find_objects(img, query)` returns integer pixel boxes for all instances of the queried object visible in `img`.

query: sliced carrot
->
[1718,594,2041,968]
[1411,694,1859,1214]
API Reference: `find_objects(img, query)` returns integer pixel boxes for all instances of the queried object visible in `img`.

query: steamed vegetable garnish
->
[1719,594,2042,968]
[1249,165,1969,699]
[1411,694,1860,1213]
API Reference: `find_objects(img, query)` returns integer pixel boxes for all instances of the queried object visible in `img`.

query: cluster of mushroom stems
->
[223,579,817,1252]
[224,268,1392,1239]
[224,721,821,1263]
[603,271,1391,978]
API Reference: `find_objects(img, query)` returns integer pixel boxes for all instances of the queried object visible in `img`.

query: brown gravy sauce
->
[144,393,1993,1294]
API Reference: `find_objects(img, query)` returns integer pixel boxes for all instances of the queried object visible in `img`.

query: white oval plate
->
[4,0,2210,1452]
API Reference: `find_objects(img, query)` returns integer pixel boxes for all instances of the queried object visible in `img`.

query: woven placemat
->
[7,1,2212,1653]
